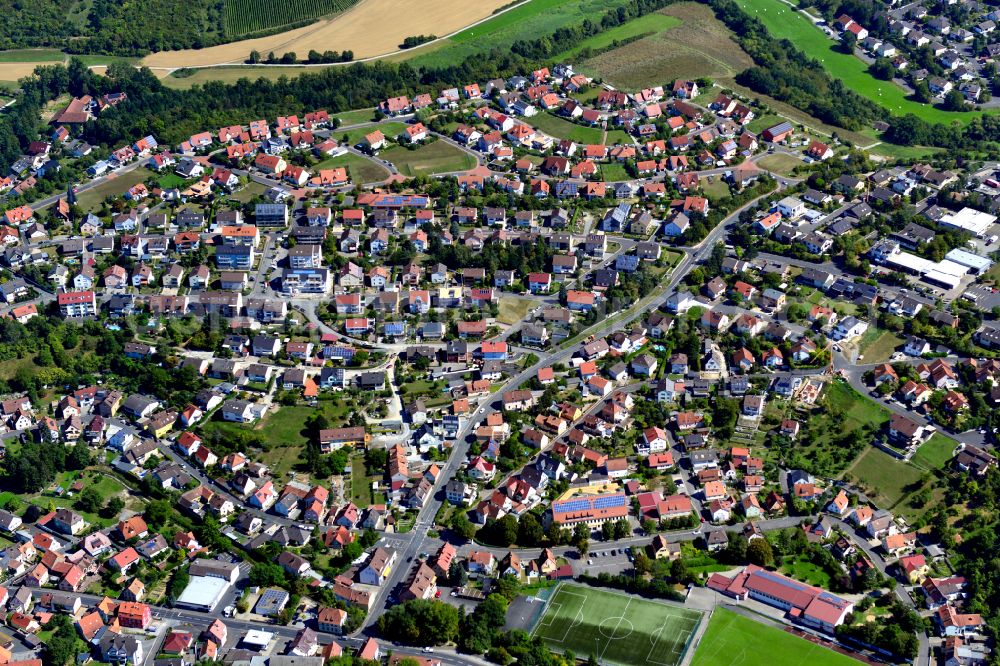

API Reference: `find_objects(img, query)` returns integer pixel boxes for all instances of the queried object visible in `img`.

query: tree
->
[491,515,519,546]
[447,559,467,587]
[491,575,521,601]
[840,31,857,55]
[602,521,615,541]
[943,89,968,112]
[913,79,932,103]
[746,538,775,567]
[168,566,190,602]
[613,518,630,540]
[67,444,91,470]
[98,495,122,518]
[869,58,894,81]
[633,550,652,576]
[724,533,747,563]
[517,513,544,546]
[450,510,477,541]
[249,561,286,588]
[670,557,688,582]
[43,614,77,666]
[145,499,172,528]
[74,486,102,514]
[378,600,459,646]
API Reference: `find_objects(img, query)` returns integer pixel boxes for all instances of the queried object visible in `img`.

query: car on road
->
[587,558,593,565]
[423,648,434,654]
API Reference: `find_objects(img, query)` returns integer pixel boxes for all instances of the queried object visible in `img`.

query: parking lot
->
[580,546,634,575]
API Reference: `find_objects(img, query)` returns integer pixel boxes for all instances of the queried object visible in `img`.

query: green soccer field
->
[532,584,703,666]
[690,608,861,666]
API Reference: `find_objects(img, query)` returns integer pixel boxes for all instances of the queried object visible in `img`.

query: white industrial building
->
[175,575,231,611]
[939,207,997,237]
[241,630,274,651]
[884,251,969,289]
[944,248,993,274]
[174,559,241,611]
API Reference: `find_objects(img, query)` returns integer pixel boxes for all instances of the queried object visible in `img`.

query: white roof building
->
[939,207,996,237]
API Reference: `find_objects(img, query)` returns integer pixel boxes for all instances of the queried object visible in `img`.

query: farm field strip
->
[579,3,752,92]
[142,0,512,68]
[222,0,359,39]
[403,0,638,69]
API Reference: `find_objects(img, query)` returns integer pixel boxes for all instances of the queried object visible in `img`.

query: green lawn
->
[533,584,703,666]
[259,443,304,480]
[315,152,391,184]
[600,163,631,182]
[757,153,804,176]
[680,547,731,575]
[746,114,784,134]
[398,379,444,400]
[75,168,154,211]
[349,454,382,508]
[334,108,378,126]
[405,0,638,68]
[230,181,267,203]
[734,0,984,126]
[788,381,890,477]
[257,406,312,445]
[380,141,477,176]
[691,609,860,666]
[0,353,38,381]
[662,249,684,267]
[579,3,752,91]
[825,381,889,426]
[911,433,957,470]
[781,554,832,588]
[551,12,681,61]
[867,143,944,160]
[701,178,732,202]
[157,173,187,189]
[845,446,924,510]
[162,66,322,89]
[339,122,409,146]
[209,401,359,480]
[605,129,633,145]
[528,112,605,143]
[30,469,129,529]
[0,49,65,62]
[858,330,902,363]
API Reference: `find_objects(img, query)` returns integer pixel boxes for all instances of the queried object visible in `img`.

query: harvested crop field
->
[579,3,752,90]
[0,62,57,81]
[142,0,511,68]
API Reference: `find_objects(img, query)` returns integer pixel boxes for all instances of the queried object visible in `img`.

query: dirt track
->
[142,0,510,69]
